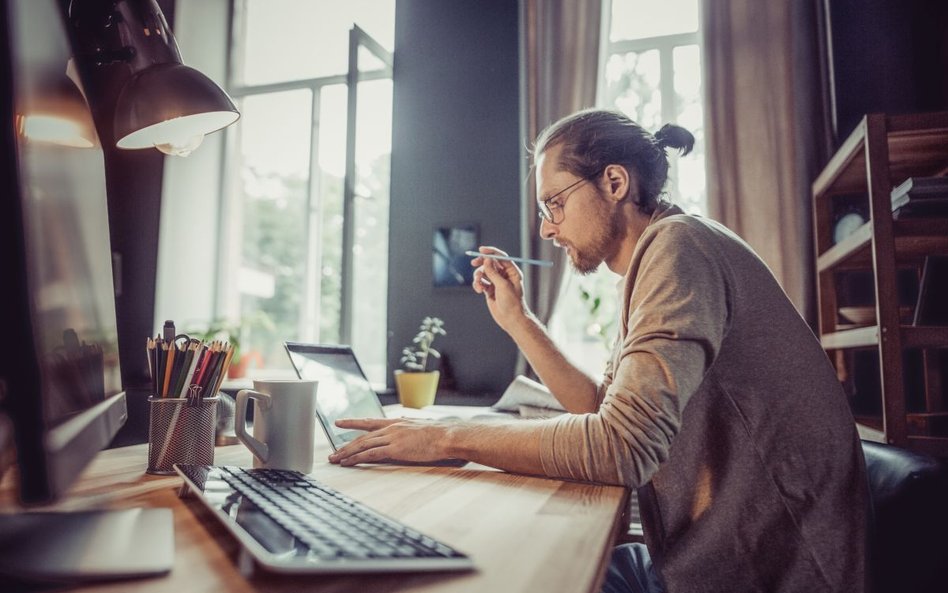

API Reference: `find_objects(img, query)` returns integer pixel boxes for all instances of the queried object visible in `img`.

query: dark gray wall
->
[827,0,948,142]
[61,0,176,446]
[387,0,521,394]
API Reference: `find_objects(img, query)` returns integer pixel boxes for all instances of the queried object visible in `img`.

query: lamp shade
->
[114,63,239,156]
[68,0,240,156]
[19,72,97,148]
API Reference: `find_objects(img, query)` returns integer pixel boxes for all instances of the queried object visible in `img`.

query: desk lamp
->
[68,0,239,156]
[15,70,97,148]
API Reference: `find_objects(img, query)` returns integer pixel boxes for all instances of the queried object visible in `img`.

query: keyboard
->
[174,464,474,574]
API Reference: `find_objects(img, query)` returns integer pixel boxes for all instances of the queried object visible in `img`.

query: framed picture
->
[433,223,478,287]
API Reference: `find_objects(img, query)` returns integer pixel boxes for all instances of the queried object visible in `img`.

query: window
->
[549,0,706,376]
[222,0,394,383]
[602,0,705,216]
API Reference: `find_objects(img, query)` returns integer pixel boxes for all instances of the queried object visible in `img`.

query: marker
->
[465,250,553,267]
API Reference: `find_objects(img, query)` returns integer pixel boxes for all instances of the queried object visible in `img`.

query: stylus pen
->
[465,250,554,267]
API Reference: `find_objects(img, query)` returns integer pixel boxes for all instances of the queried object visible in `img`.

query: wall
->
[154,0,230,330]
[388,1,521,394]
[827,0,948,142]
[65,0,177,446]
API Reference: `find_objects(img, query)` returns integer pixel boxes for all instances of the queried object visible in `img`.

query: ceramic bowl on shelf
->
[838,306,876,325]
[838,306,914,326]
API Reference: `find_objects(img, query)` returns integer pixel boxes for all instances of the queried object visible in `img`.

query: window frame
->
[218,2,393,352]
[598,0,703,208]
[547,0,706,378]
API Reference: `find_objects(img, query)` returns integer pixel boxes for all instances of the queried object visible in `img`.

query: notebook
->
[283,342,465,467]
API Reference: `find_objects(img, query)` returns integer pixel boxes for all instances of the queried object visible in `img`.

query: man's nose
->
[539,216,556,240]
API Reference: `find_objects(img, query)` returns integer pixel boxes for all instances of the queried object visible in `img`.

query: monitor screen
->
[0,0,125,505]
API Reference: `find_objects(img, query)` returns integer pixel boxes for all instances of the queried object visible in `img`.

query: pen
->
[465,250,553,267]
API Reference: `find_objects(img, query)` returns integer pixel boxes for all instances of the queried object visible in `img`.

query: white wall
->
[154,0,230,331]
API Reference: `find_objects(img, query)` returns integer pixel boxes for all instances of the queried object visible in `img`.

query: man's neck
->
[605,207,653,275]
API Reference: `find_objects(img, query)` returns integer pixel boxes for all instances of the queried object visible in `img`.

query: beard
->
[566,194,627,275]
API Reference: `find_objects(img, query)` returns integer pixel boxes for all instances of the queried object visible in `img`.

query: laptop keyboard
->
[176,465,471,572]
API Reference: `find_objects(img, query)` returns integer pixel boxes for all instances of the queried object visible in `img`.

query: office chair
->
[861,439,948,593]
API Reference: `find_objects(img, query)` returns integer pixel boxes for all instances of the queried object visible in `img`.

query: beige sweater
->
[538,203,867,593]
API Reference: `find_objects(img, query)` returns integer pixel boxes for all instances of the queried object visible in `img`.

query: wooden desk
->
[1,411,629,593]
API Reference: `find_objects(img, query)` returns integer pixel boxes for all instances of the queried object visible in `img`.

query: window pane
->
[314,84,347,345]
[350,79,392,384]
[672,45,705,216]
[548,271,620,378]
[610,0,699,42]
[238,0,395,86]
[605,50,662,130]
[560,3,707,380]
[235,90,312,365]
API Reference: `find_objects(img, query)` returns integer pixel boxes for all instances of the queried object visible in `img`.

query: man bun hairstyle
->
[654,123,694,156]
[534,109,695,214]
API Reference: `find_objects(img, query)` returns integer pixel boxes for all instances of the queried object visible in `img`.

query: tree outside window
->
[549,0,707,377]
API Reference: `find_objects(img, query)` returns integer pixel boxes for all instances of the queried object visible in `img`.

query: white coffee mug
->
[235,379,318,474]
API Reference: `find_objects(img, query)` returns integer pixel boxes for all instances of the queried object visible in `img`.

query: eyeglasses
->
[536,171,601,225]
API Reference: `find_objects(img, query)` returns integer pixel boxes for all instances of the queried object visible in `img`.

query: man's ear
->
[603,164,632,203]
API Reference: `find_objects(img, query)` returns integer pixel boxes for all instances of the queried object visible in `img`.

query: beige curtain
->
[702,0,828,323]
[518,0,601,370]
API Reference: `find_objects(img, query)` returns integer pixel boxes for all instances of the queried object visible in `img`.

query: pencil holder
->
[146,396,219,475]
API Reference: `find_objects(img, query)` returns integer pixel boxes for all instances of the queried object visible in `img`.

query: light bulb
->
[154,133,204,157]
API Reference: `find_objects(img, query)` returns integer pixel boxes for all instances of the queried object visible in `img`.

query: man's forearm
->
[507,314,601,413]
[443,419,549,476]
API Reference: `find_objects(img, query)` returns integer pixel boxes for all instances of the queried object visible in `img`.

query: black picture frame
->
[432,223,478,288]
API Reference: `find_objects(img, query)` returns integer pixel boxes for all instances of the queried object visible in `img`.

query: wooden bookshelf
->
[813,112,948,456]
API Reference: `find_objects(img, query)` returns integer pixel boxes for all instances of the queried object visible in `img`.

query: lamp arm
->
[69,0,181,73]
[88,46,136,67]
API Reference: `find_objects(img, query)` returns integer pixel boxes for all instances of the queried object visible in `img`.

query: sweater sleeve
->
[538,220,731,488]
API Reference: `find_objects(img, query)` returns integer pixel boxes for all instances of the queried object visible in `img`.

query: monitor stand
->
[0,508,173,584]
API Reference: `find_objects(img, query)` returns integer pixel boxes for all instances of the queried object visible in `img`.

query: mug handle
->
[235,389,271,463]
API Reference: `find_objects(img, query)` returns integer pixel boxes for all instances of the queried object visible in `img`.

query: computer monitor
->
[0,0,171,583]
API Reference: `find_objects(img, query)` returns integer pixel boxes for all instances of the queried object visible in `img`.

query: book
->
[891,177,948,219]
[493,375,566,414]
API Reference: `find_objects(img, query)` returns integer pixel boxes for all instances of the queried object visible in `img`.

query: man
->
[330,109,867,593]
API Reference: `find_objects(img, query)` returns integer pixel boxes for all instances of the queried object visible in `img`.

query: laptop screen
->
[284,343,385,449]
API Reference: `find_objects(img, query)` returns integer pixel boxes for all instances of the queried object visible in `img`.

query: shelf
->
[813,112,948,198]
[855,419,885,443]
[814,112,948,456]
[821,325,879,349]
[903,326,948,348]
[821,325,948,350]
[906,436,948,457]
[856,419,948,450]
[817,219,948,272]
[817,223,872,271]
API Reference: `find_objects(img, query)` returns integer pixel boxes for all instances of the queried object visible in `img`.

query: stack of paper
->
[493,375,566,418]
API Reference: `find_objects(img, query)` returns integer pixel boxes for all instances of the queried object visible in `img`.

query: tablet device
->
[284,342,467,468]
[283,342,386,450]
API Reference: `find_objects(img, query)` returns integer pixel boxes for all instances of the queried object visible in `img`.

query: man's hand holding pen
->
[470,247,533,335]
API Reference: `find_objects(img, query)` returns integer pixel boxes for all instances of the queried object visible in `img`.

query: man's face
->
[535,145,626,275]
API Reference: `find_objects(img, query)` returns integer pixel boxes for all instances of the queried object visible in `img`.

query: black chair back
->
[861,440,948,593]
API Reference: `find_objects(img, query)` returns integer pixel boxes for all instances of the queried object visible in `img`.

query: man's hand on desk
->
[329,416,548,477]
[328,418,457,466]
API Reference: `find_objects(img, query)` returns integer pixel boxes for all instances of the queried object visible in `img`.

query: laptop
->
[283,342,466,467]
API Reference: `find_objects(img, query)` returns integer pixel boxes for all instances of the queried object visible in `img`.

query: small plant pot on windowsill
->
[394,370,439,409]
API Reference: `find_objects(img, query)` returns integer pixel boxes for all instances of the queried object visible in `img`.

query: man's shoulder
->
[635,212,762,282]
[644,211,730,247]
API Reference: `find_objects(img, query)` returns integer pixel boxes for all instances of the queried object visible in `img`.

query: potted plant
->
[395,317,446,409]
[186,312,274,379]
